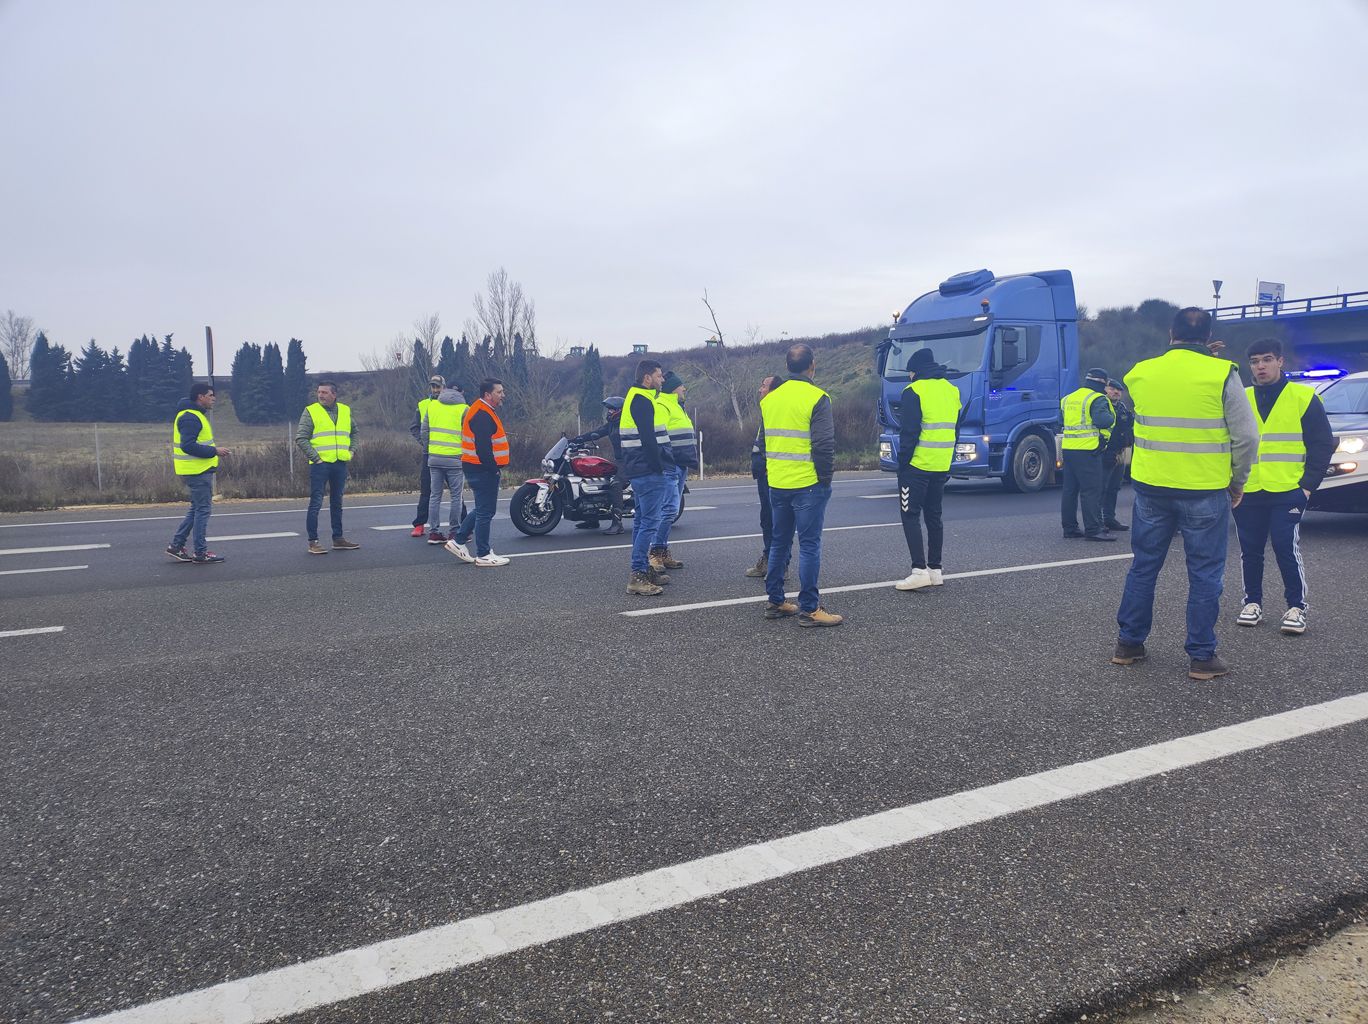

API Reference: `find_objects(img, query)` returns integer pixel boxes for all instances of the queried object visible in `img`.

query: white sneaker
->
[1236,602,1263,627]
[475,553,510,567]
[445,539,475,563]
[928,568,944,586]
[894,568,933,591]
[1280,607,1307,635]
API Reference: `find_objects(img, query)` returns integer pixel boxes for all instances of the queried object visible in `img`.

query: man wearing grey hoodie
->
[421,384,470,544]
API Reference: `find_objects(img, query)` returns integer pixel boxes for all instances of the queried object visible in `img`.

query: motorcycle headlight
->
[541,459,554,471]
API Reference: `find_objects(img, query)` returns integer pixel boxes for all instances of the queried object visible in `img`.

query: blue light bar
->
[1290,368,1346,379]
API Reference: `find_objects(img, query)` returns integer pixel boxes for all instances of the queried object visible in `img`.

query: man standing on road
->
[298,380,361,555]
[568,396,626,535]
[166,382,232,565]
[745,374,783,579]
[421,381,468,545]
[1100,377,1134,532]
[651,370,695,574]
[1233,339,1335,636]
[893,348,962,592]
[761,344,842,627]
[1060,367,1117,541]
[1112,308,1258,680]
[445,378,510,567]
[408,375,444,538]
[620,359,674,596]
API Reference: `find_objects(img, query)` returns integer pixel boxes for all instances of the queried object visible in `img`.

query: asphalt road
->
[2,474,1366,1023]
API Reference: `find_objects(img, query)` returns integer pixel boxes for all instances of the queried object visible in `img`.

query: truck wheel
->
[1003,434,1050,493]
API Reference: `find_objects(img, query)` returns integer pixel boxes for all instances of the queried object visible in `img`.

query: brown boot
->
[659,546,683,569]
[648,546,668,572]
[308,540,329,555]
[798,607,844,628]
[332,537,360,550]
[647,568,671,586]
[745,556,768,578]
[764,600,798,619]
[627,571,663,596]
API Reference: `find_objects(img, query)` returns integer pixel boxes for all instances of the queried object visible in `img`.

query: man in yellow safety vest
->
[1060,367,1117,540]
[166,382,232,564]
[408,374,446,537]
[296,380,362,555]
[893,348,963,591]
[1232,338,1335,636]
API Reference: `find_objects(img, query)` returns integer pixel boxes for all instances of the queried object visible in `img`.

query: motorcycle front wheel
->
[509,482,563,536]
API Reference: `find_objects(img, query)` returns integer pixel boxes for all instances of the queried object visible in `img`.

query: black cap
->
[1084,367,1109,383]
[1106,378,1125,390]
[661,370,684,393]
[906,348,938,373]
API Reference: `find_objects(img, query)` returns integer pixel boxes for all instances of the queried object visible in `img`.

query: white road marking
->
[0,626,65,638]
[0,564,88,577]
[75,691,1368,1024]
[621,553,1135,616]
[687,505,718,510]
[205,532,299,542]
[371,525,417,531]
[506,522,901,560]
[0,503,417,529]
[0,543,111,557]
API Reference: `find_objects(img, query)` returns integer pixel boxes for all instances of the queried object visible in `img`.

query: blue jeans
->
[654,464,687,547]
[307,461,348,541]
[629,472,670,573]
[427,464,465,534]
[171,472,214,554]
[1116,489,1229,660]
[455,467,500,557]
[766,482,832,613]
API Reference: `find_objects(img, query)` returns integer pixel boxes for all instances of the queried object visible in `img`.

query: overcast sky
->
[2,0,1366,372]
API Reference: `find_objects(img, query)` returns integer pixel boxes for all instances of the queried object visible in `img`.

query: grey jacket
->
[420,387,469,469]
[295,403,359,464]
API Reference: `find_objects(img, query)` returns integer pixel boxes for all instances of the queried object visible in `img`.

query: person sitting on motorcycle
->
[569,396,626,535]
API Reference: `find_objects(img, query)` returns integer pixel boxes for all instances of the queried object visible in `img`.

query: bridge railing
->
[1213,290,1368,321]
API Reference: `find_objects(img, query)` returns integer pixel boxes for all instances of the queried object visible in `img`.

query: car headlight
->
[1337,435,1365,455]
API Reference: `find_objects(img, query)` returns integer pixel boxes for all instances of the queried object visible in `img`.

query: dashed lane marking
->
[0,626,65,638]
[505,522,902,560]
[620,553,1136,616]
[0,503,418,529]
[859,493,897,498]
[205,532,299,542]
[0,564,88,577]
[0,544,111,557]
[371,525,417,531]
[73,691,1368,1024]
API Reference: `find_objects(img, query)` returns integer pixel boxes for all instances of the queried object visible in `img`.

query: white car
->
[1309,370,1368,513]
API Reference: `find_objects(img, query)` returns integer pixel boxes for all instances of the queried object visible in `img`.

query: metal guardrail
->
[1212,290,1368,321]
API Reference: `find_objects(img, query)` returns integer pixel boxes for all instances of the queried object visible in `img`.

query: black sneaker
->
[165,545,192,563]
[1104,520,1130,531]
[1189,655,1230,681]
[1111,641,1147,665]
[1084,531,1118,542]
[1063,529,1084,539]
[191,551,225,564]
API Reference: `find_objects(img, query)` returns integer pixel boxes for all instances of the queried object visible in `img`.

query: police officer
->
[1101,377,1134,531]
[1233,338,1335,636]
[1060,367,1117,541]
[894,348,962,591]
[1112,308,1258,681]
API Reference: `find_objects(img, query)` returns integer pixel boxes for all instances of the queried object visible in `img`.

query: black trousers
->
[898,466,948,569]
[1101,453,1127,524]
[412,453,431,527]
[756,474,773,560]
[1061,449,1104,535]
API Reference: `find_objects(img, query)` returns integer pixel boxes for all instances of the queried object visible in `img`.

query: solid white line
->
[0,543,111,557]
[621,553,1135,617]
[0,626,65,638]
[0,503,418,529]
[371,525,417,531]
[506,522,901,560]
[688,505,718,510]
[74,691,1368,1024]
[0,564,88,577]
[205,532,299,542]
[858,494,897,499]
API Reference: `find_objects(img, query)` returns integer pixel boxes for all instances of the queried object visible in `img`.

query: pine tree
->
[511,333,529,385]
[436,336,457,386]
[284,338,309,421]
[230,342,263,423]
[106,348,134,420]
[127,335,159,420]
[452,336,473,393]
[410,339,431,405]
[578,345,604,425]
[73,340,112,420]
[148,336,187,417]
[260,342,286,422]
[0,351,12,422]
[26,333,74,421]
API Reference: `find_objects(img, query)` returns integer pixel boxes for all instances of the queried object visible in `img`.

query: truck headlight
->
[879,441,892,460]
[1337,435,1365,455]
[954,443,977,455]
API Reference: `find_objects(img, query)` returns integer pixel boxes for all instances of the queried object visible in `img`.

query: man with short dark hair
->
[1233,338,1335,636]
[297,380,361,554]
[761,344,841,626]
[446,378,510,567]
[1112,307,1259,680]
[166,382,232,564]
[1060,367,1117,540]
[1101,378,1134,531]
[620,359,674,595]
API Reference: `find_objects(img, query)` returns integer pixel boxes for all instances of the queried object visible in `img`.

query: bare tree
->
[413,312,442,359]
[684,290,746,429]
[1,310,38,376]
[467,267,537,361]
[359,334,415,431]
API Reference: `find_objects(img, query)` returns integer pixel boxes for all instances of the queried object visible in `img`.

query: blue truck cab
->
[876,268,1079,491]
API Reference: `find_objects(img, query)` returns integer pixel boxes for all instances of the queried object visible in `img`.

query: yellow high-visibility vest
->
[658,391,696,459]
[1061,387,1112,451]
[904,378,960,472]
[1245,382,1315,493]
[618,386,672,477]
[761,378,828,489]
[172,408,218,475]
[1125,349,1235,490]
[426,401,467,459]
[307,402,353,462]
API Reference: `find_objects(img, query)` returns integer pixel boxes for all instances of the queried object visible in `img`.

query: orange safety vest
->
[461,398,510,466]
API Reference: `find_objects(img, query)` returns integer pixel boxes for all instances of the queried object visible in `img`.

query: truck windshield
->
[881,331,986,381]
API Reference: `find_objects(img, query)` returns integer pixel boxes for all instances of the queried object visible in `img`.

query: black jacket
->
[174,399,218,473]
[1104,402,1135,459]
[898,365,963,471]
[572,418,622,461]
[467,404,501,470]
[624,392,674,476]
[1247,378,1336,495]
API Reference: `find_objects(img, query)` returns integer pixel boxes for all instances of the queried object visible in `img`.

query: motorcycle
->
[509,436,688,536]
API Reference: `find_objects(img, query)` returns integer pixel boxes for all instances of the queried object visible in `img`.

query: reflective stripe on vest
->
[426,401,467,459]
[1061,387,1112,450]
[761,379,827,488]
[904,378,961,472]
[619,387,671,449]
[308,402,353,462]
[658,392,696,456]
[461,399,510,466]
[1124,348,1235,490]
[1245,382,1314,493]
[171,408,218,475]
